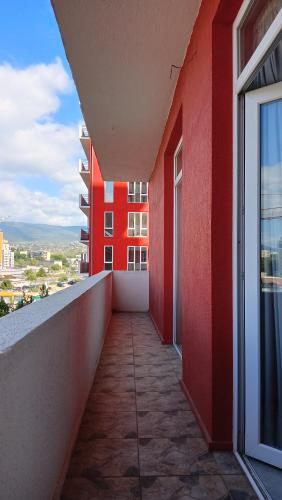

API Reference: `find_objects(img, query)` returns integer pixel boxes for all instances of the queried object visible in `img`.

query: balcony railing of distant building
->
[79,193,90,207]
[80,261,89,273]
[80,229,89,244]
[79,159,89,173]
[79,159,90,188]
[79,124,90,139]
[79,125,91,160]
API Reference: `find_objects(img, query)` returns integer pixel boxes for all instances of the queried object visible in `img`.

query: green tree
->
[37,267,47,278]
[16,292,33,309]
[0,279,12,290]
[39,284,49,298]
[24,270,37,282]
[51,264,61,271]
[0,298,9,317]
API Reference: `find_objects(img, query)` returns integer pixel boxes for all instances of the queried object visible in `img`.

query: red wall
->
[89,149,149,274]
[149,0,243,449]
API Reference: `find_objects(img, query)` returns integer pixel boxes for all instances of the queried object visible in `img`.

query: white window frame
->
[104,211,114,237]
[128,182,148,203]
[104,245,113,270]
[232,0,282,482]
[104,181,114,203]
[127,246,148,271]
[128,212,148,237]
[173,136,183,359]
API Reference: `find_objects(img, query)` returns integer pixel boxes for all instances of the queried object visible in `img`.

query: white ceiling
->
[52,0,201,181]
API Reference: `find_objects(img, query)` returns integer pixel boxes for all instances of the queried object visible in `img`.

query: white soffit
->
[52,0,201,181]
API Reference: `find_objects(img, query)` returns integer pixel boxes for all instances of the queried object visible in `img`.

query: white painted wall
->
[112,271,149,312]
[0,272,112,500]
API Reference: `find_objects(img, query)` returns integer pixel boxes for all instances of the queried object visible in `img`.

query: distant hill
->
[0,221,84,244]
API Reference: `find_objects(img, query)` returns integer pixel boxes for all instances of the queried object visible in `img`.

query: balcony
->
[80,261,89,274]
[80,228,89,245]
[79,193,90,217]
[79,124,91,161]
[79,159,90,188]
[0,271,256,499]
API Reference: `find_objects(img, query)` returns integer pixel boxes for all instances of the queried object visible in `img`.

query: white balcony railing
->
[0,271,149,499]
[79,193,90,214]
[79,159,90,188]
[79,125,91,160]
[79,159,89,172]
[79,124,90,139]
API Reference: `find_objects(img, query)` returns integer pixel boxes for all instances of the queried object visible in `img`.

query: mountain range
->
[0,221,84,244]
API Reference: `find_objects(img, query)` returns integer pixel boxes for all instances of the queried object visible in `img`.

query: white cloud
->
[0,181,84,226]
[0,59,86,225]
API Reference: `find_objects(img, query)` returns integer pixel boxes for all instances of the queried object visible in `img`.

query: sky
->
[261,99,282,249]
[0,1,86,226]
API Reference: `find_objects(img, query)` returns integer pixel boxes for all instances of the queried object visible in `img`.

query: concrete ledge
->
[0,271,112,500]
[112,271,149,312]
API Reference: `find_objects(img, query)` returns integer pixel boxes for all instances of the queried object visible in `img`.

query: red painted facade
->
[88,145,149,275]
[149,0,243,449]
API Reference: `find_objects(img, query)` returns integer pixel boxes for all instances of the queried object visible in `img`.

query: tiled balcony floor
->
[61,313,257,500]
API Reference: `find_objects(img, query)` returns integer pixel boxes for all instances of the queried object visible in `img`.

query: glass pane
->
[105,229,113,237]
[128,195,134,203]
[129,213,134,228]
[141,182,148,194]
[135,247,140,263]
[135,213,140,236]
[105,212,112,227]
[175,145,183,178]
[104,181,114,202]
[239,0,282,72]
[105,262,112,270]
[260,98,282,449]
[142,213,148,228]
[105,246,112,262]
[128,182,134,195]
[128,247,134,262]
[128,263,134,271]
[141,263,147,271]
[141,247,147,262]
[136,182,141,202]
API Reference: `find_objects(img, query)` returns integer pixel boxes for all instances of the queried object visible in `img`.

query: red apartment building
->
[79,125,149,275]
[52,0,282,497]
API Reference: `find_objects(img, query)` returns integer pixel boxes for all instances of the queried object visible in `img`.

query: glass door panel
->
[260,98,282,451]
[245,82,282,468]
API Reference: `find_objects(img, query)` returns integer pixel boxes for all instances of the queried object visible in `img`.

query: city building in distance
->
[0,231,14,270]
[79,125,149,275]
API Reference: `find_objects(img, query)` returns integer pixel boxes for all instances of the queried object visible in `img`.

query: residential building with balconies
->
[79,127,149,275]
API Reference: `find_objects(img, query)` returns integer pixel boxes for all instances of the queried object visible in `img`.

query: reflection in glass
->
[239,0,282,72]
[260,98,282,449]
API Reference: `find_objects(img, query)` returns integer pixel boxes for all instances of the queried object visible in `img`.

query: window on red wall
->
[104,181,114,202]
[128,212,148,237]
[104,212,113,237]
[128,182,148,202]
[128,246,148,271]
[104,246,113,270]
